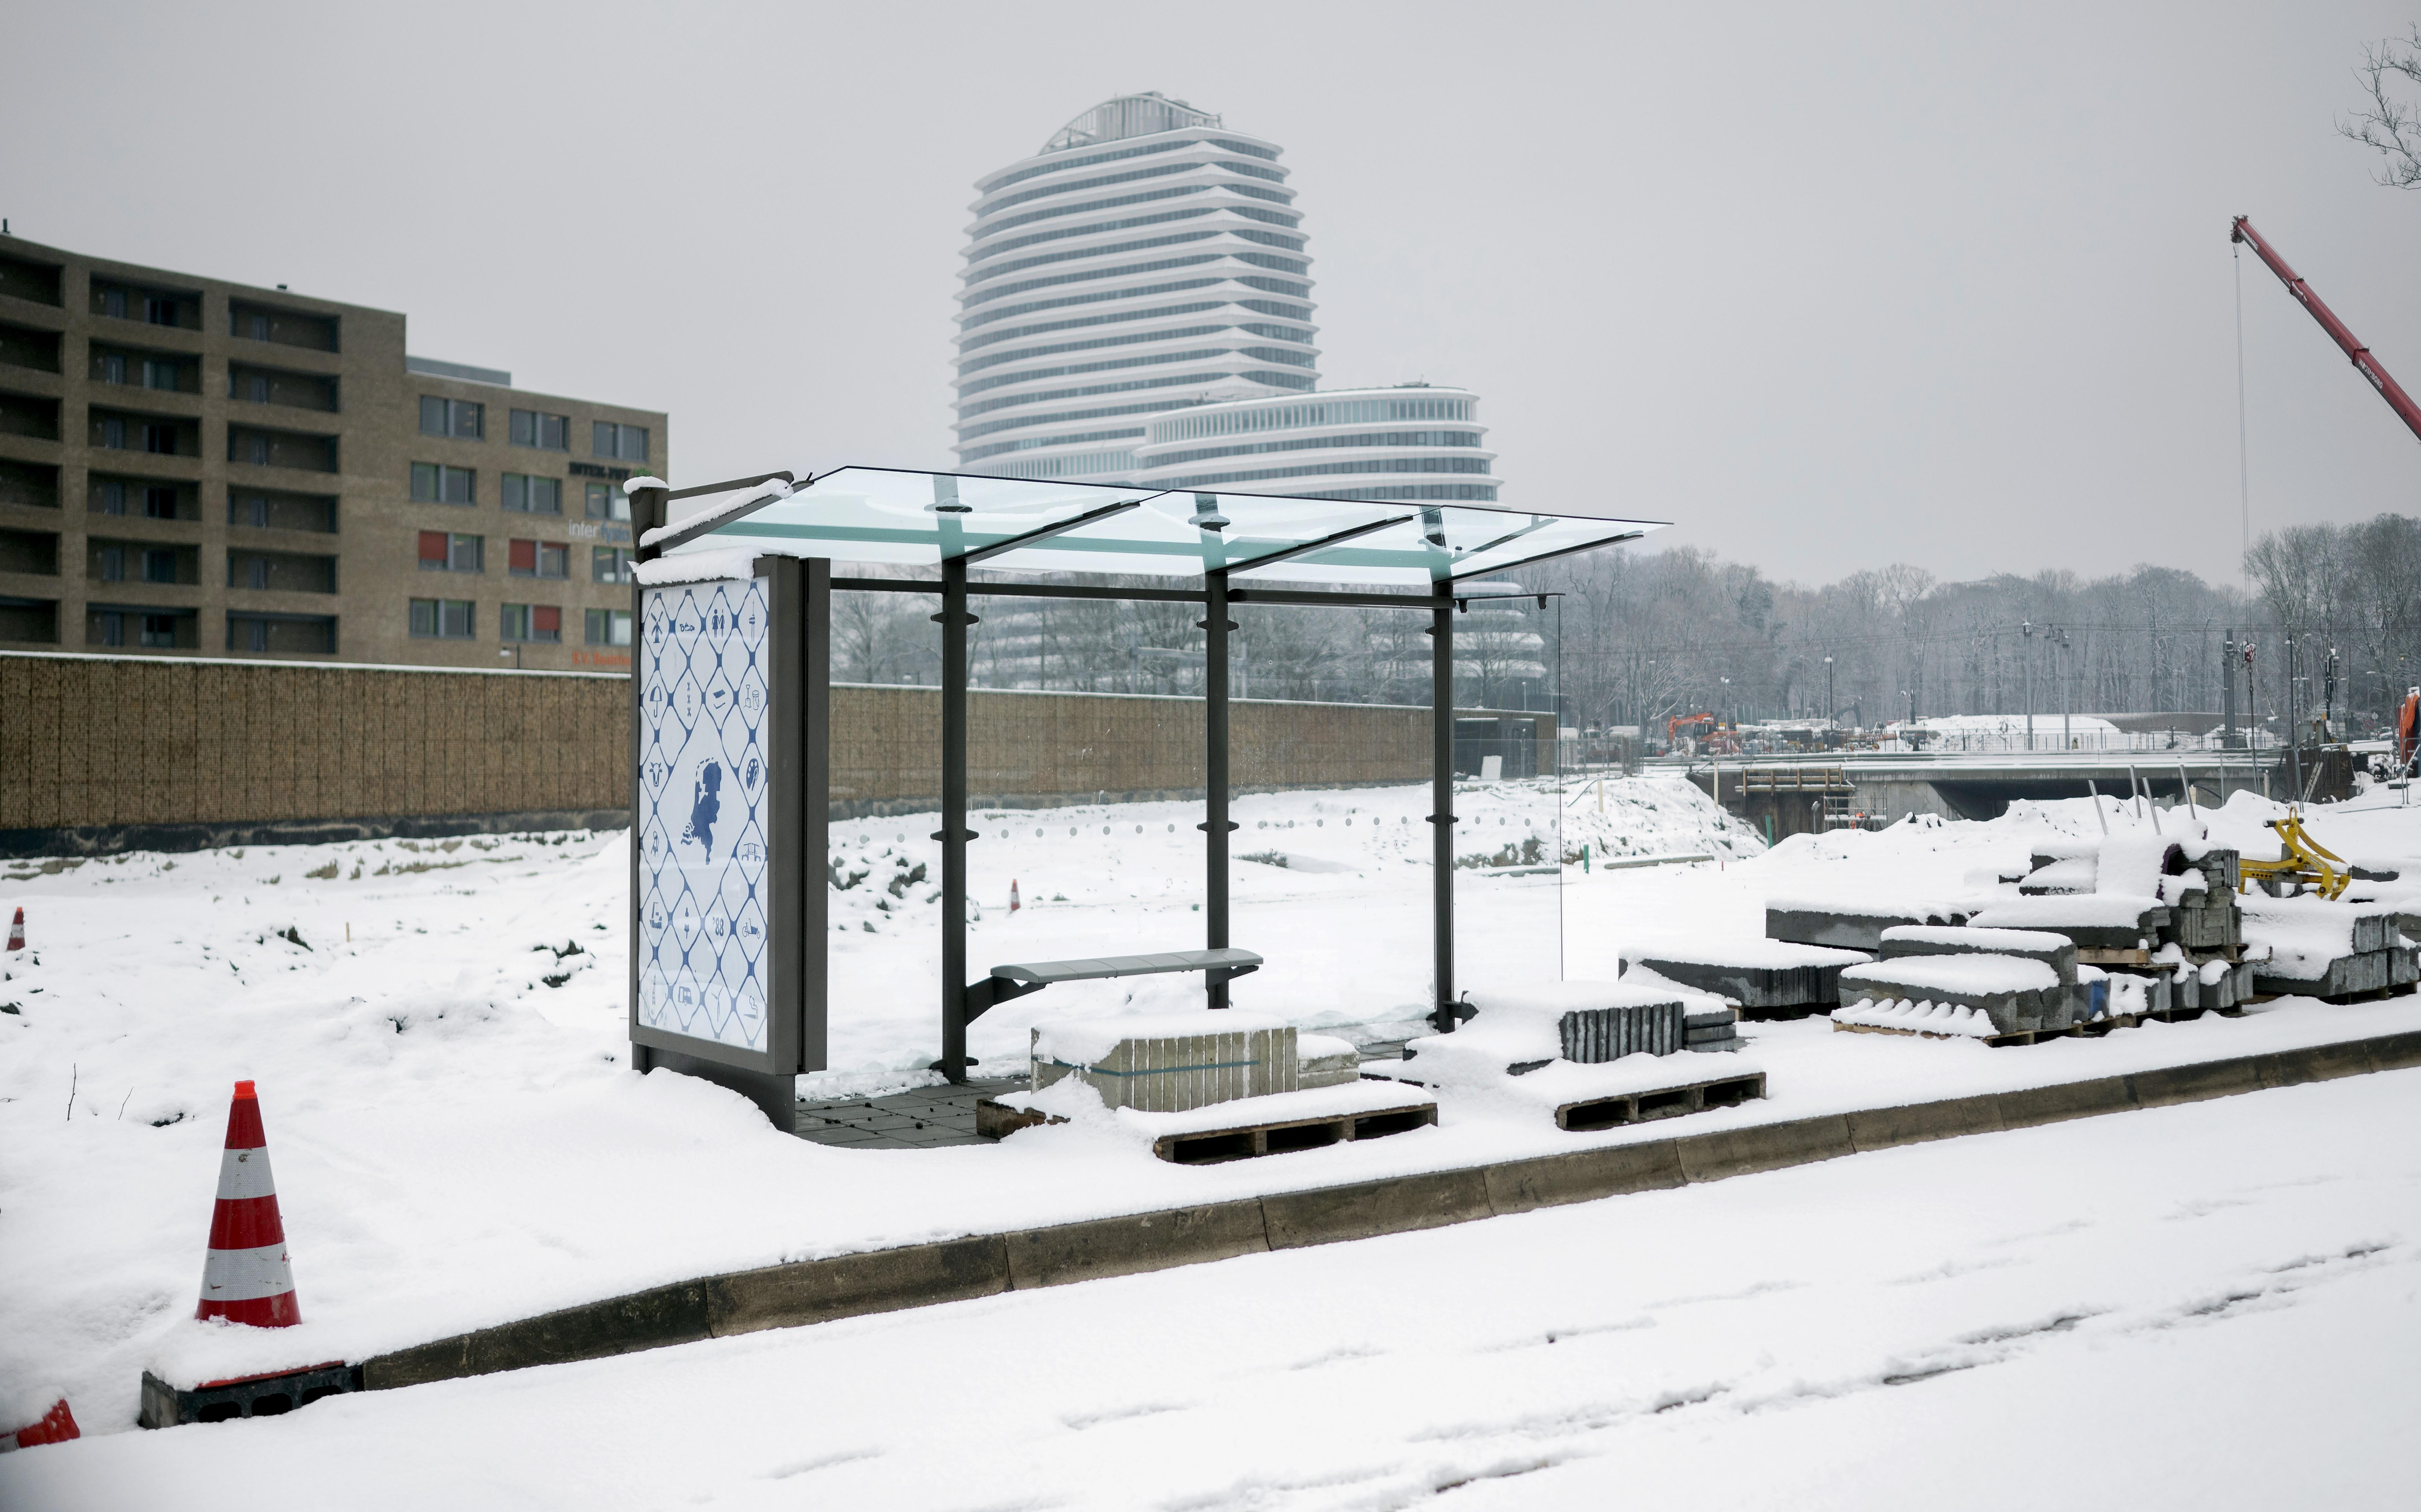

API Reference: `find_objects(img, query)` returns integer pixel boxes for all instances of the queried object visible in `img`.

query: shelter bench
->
[962,947,1263,1020]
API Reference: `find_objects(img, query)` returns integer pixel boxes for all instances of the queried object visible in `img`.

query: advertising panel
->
[637,575,776,1055]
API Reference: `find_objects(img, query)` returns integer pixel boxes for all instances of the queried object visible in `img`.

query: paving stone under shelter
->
[795,1078,1029,1148]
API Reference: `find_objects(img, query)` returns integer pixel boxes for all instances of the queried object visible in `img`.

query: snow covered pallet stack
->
[1764,897,1967,952]
[981,1013,1440,1163]
[1384,981,1764,1131]
[1833,931,2068,1043]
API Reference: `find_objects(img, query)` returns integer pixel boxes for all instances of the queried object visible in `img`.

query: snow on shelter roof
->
[639,466,1665,588]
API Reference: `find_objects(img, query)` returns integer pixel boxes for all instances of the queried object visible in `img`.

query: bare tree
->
[2341,26,2421,188]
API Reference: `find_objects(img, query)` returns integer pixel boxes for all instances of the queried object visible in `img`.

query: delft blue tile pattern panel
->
[638,577,774,1054]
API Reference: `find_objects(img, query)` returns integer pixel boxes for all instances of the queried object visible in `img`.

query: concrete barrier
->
[338,1028,2421,1406]
[1994,1075,2138,1129]
[1261,1169,1495,1250]
[2127,1057,2264,1109]
[1673,1115,1856,1182]
[708,1236,1010,1338]
[1006,1203,1269,1290]
[1482,1141,1689,1216]
[1846,1094,2006,1153]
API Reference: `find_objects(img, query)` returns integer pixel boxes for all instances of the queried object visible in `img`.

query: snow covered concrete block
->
[1297,1033,1361,1089]
[2255,947,2404,1001]
[1967,895,2170,952]
[1683,1006,1743,1052]
[1623,939,1869,1014]
[1673,1114,1855,1182]
[1462,979,1714,1065]
[1832,998,2000,1037]
[1030,1014,1295,1114]
[1764,897,1966,952]
[1837,954,2063,1034]
[2019,857,2098,895]
[1881,925,2077,985]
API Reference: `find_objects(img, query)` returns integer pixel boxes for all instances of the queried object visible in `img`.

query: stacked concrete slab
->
[1838,952,2064,1037]
[1620,939,1871,1020]
[1765,897,1967,952]
[2242,895,2416,1001]
[1879,925,2079,1031]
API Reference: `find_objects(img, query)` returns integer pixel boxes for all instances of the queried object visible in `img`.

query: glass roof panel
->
[659,466,1661,584]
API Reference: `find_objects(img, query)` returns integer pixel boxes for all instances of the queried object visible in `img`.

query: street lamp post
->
[2022,620,2035,752]
[1824,656,1834,730]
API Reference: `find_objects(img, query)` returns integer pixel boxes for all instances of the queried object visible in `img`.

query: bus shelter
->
[624,465,1661,1122]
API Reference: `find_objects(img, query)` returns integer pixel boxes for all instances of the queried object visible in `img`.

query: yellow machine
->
[2239,810,2351,900]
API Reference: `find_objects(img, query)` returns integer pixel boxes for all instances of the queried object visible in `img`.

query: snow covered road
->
[10,1064,2416,1511]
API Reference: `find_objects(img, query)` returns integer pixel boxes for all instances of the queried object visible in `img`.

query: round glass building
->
[954,93,1323,483]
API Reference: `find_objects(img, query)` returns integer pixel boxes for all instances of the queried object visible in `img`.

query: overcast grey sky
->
[6,1,2417,587]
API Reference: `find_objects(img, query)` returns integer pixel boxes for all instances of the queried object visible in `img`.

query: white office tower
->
[1128,383,1499,504]
[954,94,1323,481]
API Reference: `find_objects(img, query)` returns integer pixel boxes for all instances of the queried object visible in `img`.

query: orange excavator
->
[2396,687,2419,776]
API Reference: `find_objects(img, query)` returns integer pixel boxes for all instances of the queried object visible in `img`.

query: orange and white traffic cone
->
[0,1398,79,1451]
[196,1081,300,1328]
[1009,879,1021,913]
[5,907,21,951]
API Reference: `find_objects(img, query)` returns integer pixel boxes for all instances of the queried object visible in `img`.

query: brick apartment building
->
[0,232,666,670]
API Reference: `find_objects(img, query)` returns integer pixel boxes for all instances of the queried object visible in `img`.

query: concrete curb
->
[349,1029,2421,1398]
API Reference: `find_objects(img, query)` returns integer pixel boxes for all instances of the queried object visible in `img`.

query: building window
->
[501,474,562,514]
[509,410,569,450]
[142,548,178,584]
[500,604,562,643]
[143,358,179,391]
[592,546,633,584]
[585,607,633,646]
[101,289,128,320]
[410,463,476,505]
[145,423,178,455]
[418,531,483,572]
[100,417,126,449]
[241,373,270,403]
[508,538,568,579]
[409,598,474,639]
[99,353,127,385]
[419,396,484,440]
[583,482,630,521]
[145,486,178,519]
[97,547,124,581]
[93,480,123,515]
[144,296,178,328]
[247,313,270,341]
[592,421,648,461]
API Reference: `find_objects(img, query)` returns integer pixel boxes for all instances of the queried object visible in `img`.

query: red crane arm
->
[2231,215,2421,447]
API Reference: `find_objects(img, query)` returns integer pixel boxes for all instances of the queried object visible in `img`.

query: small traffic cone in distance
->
[6,906,21,951]
[197,1080,300,1328]
[0,1398,80,1451]
[1009,879,1021,914]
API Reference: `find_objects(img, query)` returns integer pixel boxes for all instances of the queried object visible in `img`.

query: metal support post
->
[1429,579,1459,1033]
[938,555,972,1081]
[1201,569,1234,1007]
[2223,628,2236,750]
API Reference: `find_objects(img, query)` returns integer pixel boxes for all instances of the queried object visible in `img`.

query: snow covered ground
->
[5,775,2421,1463]
[6,1064,2415,1511]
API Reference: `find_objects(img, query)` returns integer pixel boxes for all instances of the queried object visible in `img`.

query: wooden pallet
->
[1832,1007,2217,1049]
[2079,948,2152,966]
[1555,1070,1766,1131]
[1151,1102,1437,1165]
[976,1097,1440,1163]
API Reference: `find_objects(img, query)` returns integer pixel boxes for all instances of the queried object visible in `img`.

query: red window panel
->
[508,538,537,573]
[532,606,561,635]
[418,530,447,563]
